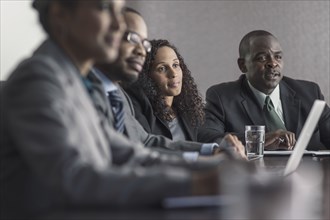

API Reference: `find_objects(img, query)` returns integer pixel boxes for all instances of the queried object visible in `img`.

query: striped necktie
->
[263,96,286,131]
[108,90,125,133]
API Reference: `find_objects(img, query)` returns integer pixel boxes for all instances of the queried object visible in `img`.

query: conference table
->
[41,154,330,220]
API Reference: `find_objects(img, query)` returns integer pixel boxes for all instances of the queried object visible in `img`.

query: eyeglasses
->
[124,31,152,53]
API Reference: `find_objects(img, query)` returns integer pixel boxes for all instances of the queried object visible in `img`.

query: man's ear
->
[237,58,247,73]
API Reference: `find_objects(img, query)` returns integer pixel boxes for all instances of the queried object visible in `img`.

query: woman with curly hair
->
[125,39,205,141]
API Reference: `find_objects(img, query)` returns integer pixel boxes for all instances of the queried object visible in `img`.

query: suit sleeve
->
[198,86,227,143]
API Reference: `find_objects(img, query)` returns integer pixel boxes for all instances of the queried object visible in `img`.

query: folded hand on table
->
[265,129,296,150]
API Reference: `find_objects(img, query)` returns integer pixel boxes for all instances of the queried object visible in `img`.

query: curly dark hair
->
[136,39,205,127]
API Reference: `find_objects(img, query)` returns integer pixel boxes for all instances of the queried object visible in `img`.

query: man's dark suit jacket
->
[124,85,198,142]
[1,40,192,219]
[198,74,330,150]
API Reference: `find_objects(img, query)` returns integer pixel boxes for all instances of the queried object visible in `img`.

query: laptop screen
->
[283,100,326,176]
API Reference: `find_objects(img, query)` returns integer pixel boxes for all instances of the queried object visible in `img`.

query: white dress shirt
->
[247,80,285,124]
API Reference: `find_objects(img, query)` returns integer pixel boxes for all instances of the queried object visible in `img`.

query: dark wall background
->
[127,0,330,103]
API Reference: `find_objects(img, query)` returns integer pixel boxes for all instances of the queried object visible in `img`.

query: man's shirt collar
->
[91,68,118,93]
[247,79,281,110]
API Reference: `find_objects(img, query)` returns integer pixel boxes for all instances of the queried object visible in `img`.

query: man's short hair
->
[239,30,276,58]
[32,0,77,34]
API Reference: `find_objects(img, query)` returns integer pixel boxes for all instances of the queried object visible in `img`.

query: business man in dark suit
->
[198,30,330,151]
[93,7,247,158]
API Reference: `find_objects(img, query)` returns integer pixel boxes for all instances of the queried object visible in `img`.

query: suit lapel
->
[118,87,134,137]
[279,80,300,133]
[180,115,196,141]
[54,52,111,161]
[88,72,116,128]
[240,77,265,126]
[157,116,172,136]
[240,76,300,132]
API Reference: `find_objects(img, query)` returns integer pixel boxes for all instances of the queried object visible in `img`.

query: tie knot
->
[263,96,286,131]
[108,90,122,107]
[264,96,274,111]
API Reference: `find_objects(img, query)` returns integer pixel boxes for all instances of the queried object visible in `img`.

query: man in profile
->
[198,30,330,150]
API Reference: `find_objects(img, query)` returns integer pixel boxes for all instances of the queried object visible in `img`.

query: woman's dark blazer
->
[124,85,198,142]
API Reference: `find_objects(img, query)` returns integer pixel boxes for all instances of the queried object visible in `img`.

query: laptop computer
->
[282,99,326,176]
[163,99,326,209]
[252,99,326,178]
[257,99,326,176]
